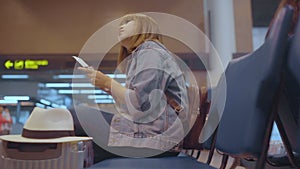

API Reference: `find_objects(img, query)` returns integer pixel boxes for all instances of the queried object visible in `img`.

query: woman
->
[79,13,188,160]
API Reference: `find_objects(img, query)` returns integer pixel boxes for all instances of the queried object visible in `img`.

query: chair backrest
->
[286,13,300,154]
[269,14,300,160]
[214,5,293,158]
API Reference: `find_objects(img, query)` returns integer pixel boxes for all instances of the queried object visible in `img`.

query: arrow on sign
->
[4,60,14,69]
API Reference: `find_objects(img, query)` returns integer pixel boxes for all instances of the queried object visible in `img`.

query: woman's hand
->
[78,67,112,93]
[78,67,127,104]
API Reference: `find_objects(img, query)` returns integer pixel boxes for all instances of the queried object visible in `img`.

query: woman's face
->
[118,20,137,42]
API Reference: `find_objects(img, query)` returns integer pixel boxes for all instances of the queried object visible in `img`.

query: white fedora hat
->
[0,107,92,143]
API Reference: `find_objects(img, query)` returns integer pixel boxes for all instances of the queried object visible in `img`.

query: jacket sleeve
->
[122,49,170,123]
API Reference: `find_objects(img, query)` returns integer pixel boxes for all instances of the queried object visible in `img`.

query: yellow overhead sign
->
[4,60,49,70]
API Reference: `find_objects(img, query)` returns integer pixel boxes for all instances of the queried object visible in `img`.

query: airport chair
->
[285,5,300,154]
[289,17,300,166]
[267,13,300,168]
[214,5,294,169]
[253,10,300,168]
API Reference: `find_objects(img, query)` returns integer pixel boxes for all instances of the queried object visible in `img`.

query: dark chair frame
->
[214,5,294,169]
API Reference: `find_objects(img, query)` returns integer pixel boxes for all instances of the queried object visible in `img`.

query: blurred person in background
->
[0,106,12,135]
[2,106,12,135]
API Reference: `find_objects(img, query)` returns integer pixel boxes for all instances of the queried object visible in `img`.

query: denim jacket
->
[108,41,188,151]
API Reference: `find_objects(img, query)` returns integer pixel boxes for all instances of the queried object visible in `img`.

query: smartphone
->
[72,56,89,68]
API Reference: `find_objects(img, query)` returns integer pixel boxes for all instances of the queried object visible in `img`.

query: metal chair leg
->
[206,126,218,165]
[275,113,298,168]
[219,154,229,169]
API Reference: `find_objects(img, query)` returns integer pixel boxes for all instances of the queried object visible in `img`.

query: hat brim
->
[0,135,92,143]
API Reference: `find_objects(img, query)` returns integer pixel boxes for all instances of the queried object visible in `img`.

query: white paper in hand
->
[72,56,89,68]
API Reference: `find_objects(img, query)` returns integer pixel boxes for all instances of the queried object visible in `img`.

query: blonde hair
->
[117,13,163,65]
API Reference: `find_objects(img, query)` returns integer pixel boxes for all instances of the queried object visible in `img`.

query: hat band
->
[22,128,75,139]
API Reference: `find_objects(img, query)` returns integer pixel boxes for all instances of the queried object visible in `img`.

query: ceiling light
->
[71,83,94,88]
[40,99,51,105]
[35,103,45,108]
[53,74,86,79]
[107,74,126,78]
[2,75,29,79]
[87,95,112,99]
[94,99,114,104]
[0,100,18,104]
[4,96,30,101]
[58,89,107,94]
[45,83,70,88]
[58,90,80,94]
